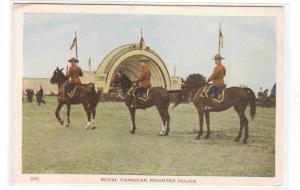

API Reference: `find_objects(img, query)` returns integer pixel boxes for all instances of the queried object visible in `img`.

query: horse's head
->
[173,77,205,109]
[111,71,122,87]
[50,67,66,84]
[181,77,201,99]
[111,70,133,90]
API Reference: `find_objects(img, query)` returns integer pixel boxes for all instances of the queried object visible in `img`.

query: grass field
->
[22,96,275,176]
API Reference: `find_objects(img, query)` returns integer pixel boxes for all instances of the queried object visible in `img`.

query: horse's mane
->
[185,77,205,90]
[120,74,133,89]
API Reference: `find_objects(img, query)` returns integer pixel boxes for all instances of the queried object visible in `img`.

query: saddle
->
[64,83,78,98]
[128,86,151,102]
[200,85,226,103]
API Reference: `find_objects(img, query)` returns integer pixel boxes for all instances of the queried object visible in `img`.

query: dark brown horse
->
[173,77,256,144]
[111,72,170,135]
[50,67,99,129]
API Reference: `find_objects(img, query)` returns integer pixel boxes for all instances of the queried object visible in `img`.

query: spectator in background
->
[36,85,46,106]
[26,89,34,103]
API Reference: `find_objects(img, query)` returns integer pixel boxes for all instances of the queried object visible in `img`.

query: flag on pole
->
[70,37,77,50]
[139,28,145,50]
[219,29,223,49]
[139,37,145,50]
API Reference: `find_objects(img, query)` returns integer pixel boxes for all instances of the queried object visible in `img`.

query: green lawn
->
[22,96,275,176]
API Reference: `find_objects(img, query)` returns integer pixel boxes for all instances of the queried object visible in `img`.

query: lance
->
[218,22,221,54]
[75,31,78,65]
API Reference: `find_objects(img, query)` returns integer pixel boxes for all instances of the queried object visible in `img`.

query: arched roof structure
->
[95,44,171,93]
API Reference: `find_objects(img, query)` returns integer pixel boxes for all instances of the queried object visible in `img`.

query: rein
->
[191,87,204,102]
[116,87,126,100]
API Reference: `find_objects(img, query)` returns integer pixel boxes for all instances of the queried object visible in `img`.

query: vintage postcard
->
[11,2,285,187]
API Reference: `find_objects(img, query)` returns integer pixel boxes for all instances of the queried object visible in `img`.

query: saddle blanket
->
[131,87,151,101]
[200,85,226,103]
[64,83,78,97]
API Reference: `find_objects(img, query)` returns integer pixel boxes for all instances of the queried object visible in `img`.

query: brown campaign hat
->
[68,57,79,63]
[212,53,225,60]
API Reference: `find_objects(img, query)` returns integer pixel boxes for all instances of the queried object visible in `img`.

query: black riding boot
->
[131,96,136,107]
[204,97,213,111]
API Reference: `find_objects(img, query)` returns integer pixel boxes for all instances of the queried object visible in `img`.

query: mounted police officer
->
[65,57,83,97]
[205,53,226,110]
[131,60,151,107]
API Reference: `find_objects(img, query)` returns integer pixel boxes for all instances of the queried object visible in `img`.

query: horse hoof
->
[163,133,169,136]
[195,135,201,140]
[242,139,248,144]
[65,124,69,127]
[204,135,210,139]
[59,120,64,125]
[91,126,96,130]
[129,130,135,134]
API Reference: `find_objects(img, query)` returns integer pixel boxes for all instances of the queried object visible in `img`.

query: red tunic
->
[138,65,151,88]
[208,63,226,87]
[67,65,83,84]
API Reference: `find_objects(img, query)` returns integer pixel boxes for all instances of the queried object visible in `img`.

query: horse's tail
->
[167,90,183,109]
[244,87,256,120]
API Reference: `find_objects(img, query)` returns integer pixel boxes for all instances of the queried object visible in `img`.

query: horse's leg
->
[234,106,248,143]
[129,108,136,134]
[234,111,244,142]
[55,102,64,126]
[165,110,170,136]
[81,101,92,129]
[234,114,244,142]
[204,111,211,139]
[158,107,170,136]
[243,114,249,144]
[66,104,70,127]
[196,109,204,139]
[90,105,96,129]
[156,106,167,136]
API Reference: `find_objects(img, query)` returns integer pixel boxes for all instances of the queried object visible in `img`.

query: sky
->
[23,13,276,92]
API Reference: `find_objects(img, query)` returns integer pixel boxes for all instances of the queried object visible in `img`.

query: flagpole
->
[174,66,176,76]
[218,22,221,54]
[75,31,78,64]
[88,58,91,73]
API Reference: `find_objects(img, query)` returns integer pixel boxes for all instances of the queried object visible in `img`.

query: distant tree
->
[186,73,206,87]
